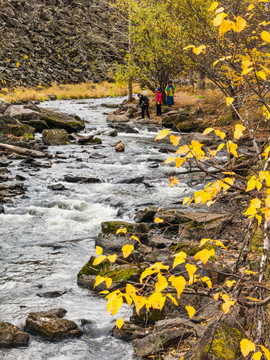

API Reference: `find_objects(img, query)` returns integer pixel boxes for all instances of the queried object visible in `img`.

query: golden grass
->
[0,81,142,103]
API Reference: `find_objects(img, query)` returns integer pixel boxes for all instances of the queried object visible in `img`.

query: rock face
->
[40,108,85,133]
[0,321,29,348]
[42,128,69,145]
[25,308,82,340]
[0,0,127,87]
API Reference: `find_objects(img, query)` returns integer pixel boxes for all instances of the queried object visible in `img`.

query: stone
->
[64,174,101,183]
[112,321,147,341]
[5,105,40,122]
[135,206,158,222]
[0,115,35,137]
[106,113,129,123]
[133,327,194,357]
[25,308,82,340]
[96,221,149,252]
[0,100,10,114]
[42,128,69,145]
[115,141,125,152]
[48,183,67,191]
[0,321,29,348]
[40,108,85,133]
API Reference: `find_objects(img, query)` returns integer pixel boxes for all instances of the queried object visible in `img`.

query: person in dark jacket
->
[137,94,150,118]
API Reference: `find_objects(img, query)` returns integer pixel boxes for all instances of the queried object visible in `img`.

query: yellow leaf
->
[155,273,168,292]
[93,255,107,266]
[183,197,191,205]
[232,16,246,32]
[173,251,187,269]
[242,60,253,69]
[123,293,133,305]
[122,244,134,258]
[186,263,197,279]
[226,140,238,158]
[200,238,211,246]
[154,217,164,223]
[234,124,246,139]
[247,297,260,302]
[131,235,141,243]
[201,276,212,288]
[108,254,117,263]
[185,305,196,319]
[213,12,227,26]
[242,67,253,75]
[257,70,266,81]
[96,246,103,256]
[261,346,270,360]
[225,280,236,288]
[169,275,186,299]
[226,97,234,106]
[105,277,112,288]
[130,293,147,314]
[170,135,181,147]
[166,293,178,306]
[215,240,228,250]
[99,290,109,294]
[175,144,190,154]
[245,270,255,274]
[261,31,270,43]
[164,156,174,164]
[194,249,215,264]
[193,45,206,55]
[116,318,124,329]
[247,4,254,11]
[222,299,236,314]
[94,275,105,289]
[126,284,136,294]
[208,2,219,12]
[240,339,256,357]
[147,292,166,311]
[246,176,256,191]
[214,129,226,139]
[155,129,170,141]
[175,157,186,168]
[219,19,233,37]
[152,262,169,270]
[16,62,20,68]
[140,267,159,283]
[253,352,262,360]
[111,296,123,316]
[116,228,127,235]
[169,176,179,187]
[214,292,220,301]
[203,127,214,135]
[250,198,262,209]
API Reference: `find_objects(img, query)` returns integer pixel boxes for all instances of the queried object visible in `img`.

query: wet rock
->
[0,100,10,114]
[133,327,193,357]
[107,129,118,137]
[89,153,107,159]
[25,308,82,340]
[27,120,49,132]
[81,321,111,338]
[116,176,144,184]
[40,108,85,133]
[77,256,139,292]
[0,204,4,213]
[101,103,119,108]
[0,115,35,137]
[109,123,139,134]
[145,247,171,263]
[42,129,69,146]
[96,221,149,252]
[112,321,147,341]
[64,174,101,183]
[106,113,129,123]
[0,156,11,167]
[135,206,158,222]
[37,290,67,298]
[48,183,67,191]
[0,321,29,348]
[115,141,125,152]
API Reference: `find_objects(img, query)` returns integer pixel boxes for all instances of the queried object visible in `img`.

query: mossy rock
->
[42,128,69,145]
[40,108,85,133]
[77,256,139,292]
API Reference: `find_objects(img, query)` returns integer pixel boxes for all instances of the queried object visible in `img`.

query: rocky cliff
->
[0,0,127,87]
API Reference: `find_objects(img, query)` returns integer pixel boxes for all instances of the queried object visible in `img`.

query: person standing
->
[137,93,150,118]
[165,81,175,107]
[155,87,162,116]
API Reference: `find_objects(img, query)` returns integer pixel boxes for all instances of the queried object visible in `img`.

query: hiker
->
[155,87,162,116]
[165,81,175,107]
[137,93,150,119]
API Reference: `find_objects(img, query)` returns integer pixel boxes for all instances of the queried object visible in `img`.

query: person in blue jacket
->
[165,81,175,107]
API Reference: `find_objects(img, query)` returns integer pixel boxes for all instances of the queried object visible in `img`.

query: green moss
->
[204,324,242,360]
[89,137,102,144]
[78,256,110,276]
[173,242,215,256]
[101,221,134,236]
[100,267,138,281]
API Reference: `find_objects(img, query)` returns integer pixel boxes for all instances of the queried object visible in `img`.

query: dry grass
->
[0,81,142,103]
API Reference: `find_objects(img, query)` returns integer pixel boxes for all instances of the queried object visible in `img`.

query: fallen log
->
[0,143,53,158]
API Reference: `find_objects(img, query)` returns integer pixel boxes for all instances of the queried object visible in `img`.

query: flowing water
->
[0,97,195,360]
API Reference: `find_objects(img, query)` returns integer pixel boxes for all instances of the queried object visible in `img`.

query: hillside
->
[0,0,127,87]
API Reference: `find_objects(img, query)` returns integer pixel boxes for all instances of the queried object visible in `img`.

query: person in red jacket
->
[155,87,162,116]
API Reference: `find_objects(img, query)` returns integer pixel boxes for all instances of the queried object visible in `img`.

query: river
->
[0,97,194,360]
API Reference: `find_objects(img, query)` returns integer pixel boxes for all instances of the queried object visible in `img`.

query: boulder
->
[5,105,40,122]
[96,221,149,251]
[0,100,10,114]
[106,113,130,123]
[133,327,194,357]
[42,129,69,145]
[25,308,82,340]
[63,174,101,183]
[40,108,85,133]
[135,206,159,222]
[0,321,29,347]
[0,115,35,137]
[115,141,125,152]
[77,256,139,292]
[112,321,147,341]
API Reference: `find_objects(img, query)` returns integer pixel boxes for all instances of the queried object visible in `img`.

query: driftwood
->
[0,143,52,158]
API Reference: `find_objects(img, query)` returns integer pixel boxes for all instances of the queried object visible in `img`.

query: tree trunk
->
[128,79,133,102]
[197,70,206,90]
[188,70,194,89]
